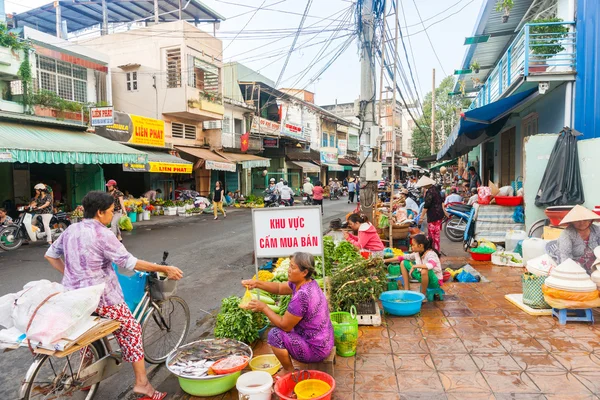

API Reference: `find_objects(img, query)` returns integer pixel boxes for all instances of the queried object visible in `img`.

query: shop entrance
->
[500,127,516,187]
[210,169,239,194]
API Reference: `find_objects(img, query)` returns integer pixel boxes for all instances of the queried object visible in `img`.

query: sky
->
[8,0,484,107]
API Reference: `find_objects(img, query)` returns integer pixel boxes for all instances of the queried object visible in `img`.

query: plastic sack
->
[535,127,585,207]
[498,186,515,197]
[542,285,599,302]
[12,280,65,333]
[378,214,389,229]
[26,284,105,346]
[513,206,524,224]
[477,187,492,205]
[239,289,253,309]
[119,215,133,231]
[456,270,479,283]
[0,293,17,329]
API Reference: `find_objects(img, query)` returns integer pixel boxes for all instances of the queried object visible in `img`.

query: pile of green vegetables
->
[214,296,268,344]
[330,257,387,312]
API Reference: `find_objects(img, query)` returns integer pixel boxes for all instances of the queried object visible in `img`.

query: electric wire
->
[218,0,269,58]
[399,0,423,104]
[394,0,423,113]
[411,0,447,76]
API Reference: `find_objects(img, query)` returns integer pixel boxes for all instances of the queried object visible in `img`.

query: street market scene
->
[1,0,600,399]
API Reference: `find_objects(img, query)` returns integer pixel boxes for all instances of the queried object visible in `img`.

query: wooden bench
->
[293,346,336,376]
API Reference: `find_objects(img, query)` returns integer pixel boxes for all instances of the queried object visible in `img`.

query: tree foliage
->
[411,76,471,158]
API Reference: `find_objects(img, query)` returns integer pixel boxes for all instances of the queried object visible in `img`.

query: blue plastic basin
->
[379,290,425,316]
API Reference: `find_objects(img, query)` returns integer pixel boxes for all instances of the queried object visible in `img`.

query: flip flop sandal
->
[138,391,167,400]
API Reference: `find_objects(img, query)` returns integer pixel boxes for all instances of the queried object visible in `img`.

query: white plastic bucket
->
[522,238,548,265]
[236,371,273,400]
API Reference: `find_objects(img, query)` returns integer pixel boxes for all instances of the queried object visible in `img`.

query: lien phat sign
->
[252,207,323,258]
[90,106,114,126]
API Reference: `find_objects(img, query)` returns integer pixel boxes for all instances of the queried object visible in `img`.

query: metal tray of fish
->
[166,338,253,380]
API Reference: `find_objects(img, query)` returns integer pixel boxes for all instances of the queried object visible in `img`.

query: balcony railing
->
[469,21,576,110]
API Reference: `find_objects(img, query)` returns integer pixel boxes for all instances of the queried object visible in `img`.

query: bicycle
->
[19,252,190,400]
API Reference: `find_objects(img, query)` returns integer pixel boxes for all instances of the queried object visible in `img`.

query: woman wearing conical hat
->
[556,205,600,274]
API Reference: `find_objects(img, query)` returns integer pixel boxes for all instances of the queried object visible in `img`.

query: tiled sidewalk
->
[164,259,600,399]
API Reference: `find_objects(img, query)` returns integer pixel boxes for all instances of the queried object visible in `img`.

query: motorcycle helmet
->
[283,181,288,185]
[269,178,275,183]
[34,183,46,191]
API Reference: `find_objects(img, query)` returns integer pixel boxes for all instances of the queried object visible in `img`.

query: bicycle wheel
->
[528,218,549,238]
[23,342,104,400]
[0,225,23,251]
[444,216,466,242]
[142,296,190,364]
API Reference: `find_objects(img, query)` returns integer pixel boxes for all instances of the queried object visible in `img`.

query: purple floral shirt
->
[45,219,138,308]
[287,280,334,359]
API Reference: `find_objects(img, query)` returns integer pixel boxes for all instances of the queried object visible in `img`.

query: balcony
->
[163,86,224,121]
[0,46,24,78]
[469,21,576,110]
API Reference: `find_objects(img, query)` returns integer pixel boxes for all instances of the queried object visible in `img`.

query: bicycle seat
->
[448,204,472,213]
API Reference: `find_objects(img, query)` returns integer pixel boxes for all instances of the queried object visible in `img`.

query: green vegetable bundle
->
[330,257,387,312]
[334,241,361,266]
[214,296,268,344]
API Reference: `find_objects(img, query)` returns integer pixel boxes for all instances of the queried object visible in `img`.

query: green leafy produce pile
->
[330,257,387,312]
[277,295,291,316]
[334,241,361,266]
[214,296,268,344]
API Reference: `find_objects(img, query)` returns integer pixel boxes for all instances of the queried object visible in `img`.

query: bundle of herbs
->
[214,296,268,344]
[334,241,361,266]
[330,257,387,312]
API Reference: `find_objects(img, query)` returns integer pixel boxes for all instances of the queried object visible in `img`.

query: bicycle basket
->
[149,274,178,301]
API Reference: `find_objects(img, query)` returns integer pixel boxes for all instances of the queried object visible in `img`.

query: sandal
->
[138,391,167,400]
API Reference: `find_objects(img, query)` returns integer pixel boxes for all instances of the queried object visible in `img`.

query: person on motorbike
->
[302,177,314,203]
[444,188,464,206]
[30,183,54,245]
[267,178,277,194]
[280,181,295,206]
[44,191,183,400]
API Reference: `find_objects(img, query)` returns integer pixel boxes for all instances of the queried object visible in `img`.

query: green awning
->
[145,149,192,165]
[429,159,457,170]
[0,123,148,164]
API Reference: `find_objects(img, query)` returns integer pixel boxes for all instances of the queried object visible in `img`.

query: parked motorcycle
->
[0,207,69,251]
[443,203,472,242]
[329,188,340,201]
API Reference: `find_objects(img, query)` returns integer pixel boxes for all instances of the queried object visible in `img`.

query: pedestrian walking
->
[417,176,446,252]
[347,178,356,203]
[106,179,126,242]
[313,181,324,215]
[355,176,361,202]
[212,181,226,220]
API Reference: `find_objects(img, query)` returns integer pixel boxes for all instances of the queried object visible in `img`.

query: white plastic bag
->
[12,280,64,333]
[498,186,515,196]
[27,284,105,346]
[0,293,17,329]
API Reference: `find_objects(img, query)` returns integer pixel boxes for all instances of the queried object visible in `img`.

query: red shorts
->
[96,303,144,363]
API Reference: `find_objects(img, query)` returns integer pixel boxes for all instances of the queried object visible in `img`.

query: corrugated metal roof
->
[15,0,225,36]
[145,149,192,165]
[0,111,87,130]
[454,0,535,93]
[175,146,232,163]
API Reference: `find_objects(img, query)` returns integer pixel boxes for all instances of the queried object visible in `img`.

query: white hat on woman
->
[559,205,600,226]
[415,176,436,188]
[34,183,46,190]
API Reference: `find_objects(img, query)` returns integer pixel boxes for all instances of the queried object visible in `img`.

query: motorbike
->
[0,207,70,251]
[301,192,313,206]
[264,190,280,208]
[443,203,472,242]
[329,187,340,200]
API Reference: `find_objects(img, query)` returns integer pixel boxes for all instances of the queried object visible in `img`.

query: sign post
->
[251,207,326,297]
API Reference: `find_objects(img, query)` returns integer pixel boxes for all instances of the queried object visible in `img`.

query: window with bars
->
[188,55,219,96]
[171,122,196,140]
[126,71,138,91]
[166,48,182,88]
[36,55,88,103]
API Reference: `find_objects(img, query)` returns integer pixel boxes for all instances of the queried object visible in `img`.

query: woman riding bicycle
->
[44,191,183,400]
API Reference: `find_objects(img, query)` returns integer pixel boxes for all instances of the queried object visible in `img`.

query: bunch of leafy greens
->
[330,257,387,312]
[334,241,361,266]
[214,296,268,344]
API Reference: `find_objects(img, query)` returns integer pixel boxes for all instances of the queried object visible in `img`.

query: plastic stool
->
[551,308,594,325]
[426,288,445,302]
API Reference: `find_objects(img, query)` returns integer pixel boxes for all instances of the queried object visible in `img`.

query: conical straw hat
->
[415,176,436,188]
[559,205,600,226]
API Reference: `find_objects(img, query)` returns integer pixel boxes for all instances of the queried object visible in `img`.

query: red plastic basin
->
[494,196,523,206]
[544,206,575,226]
[469,251,492,262]
[274,370,336,400]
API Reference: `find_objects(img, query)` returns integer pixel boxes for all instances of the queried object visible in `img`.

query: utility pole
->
[358,0,377,218]
[431,68,436,153]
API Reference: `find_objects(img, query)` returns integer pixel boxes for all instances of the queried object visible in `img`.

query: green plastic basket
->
[330,306,358,357]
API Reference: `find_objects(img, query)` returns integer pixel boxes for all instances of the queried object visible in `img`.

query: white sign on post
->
[252,207,323,258]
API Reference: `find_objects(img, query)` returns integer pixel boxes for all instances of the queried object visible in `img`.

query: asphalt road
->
[0,199,355,399]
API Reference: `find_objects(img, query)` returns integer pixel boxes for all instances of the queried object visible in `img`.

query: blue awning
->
[438,88,538,160]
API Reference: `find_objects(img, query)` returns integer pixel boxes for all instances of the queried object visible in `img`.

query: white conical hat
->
[415,176,436,188]
[545,258,597,292]
[559,205,600,226]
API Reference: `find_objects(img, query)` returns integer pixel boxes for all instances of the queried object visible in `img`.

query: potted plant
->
[496,0,514,23]
[163,199,176,216]
[143,204,154,220]
[528,18,569,73]
[175,200,186,215]
[135,205,144,221]
[459,80,467,96]
[471,77,482,89]
[126,206,138,223]
[470,60,480,74]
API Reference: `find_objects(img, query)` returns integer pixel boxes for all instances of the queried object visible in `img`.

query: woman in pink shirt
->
[344,213,385,256]
[312,181,324,215]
